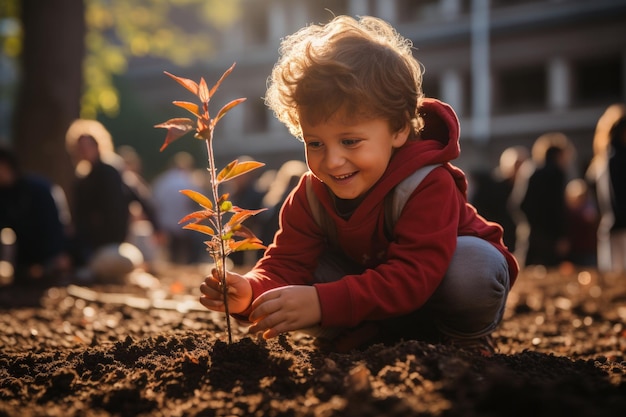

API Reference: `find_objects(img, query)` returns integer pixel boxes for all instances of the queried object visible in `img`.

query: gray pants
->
[309,236,510,340]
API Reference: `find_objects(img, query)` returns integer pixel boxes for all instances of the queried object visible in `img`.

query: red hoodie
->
[244,98,519,328]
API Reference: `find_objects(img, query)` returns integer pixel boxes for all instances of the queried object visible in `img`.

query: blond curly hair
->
[264,15,424,140]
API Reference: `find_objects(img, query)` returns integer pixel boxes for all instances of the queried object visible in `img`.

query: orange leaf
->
[226,208,267,230]
[217,193,230,205]
[212,98,246,128]
[209,62,236,98]
[229,238,266,253]
[178,210,214,224]
[231,225,256,239]
[196,118,213,141]
[198,77,210,103]
[217,160,237,182]
[173,101,201,118]
[217,160,265,182]
[180,189,213,210]
[164,71,198,96]
[154,118,195,151]
[182,223,215,236]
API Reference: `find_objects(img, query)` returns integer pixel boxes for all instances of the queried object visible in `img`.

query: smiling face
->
[301,111,409,200]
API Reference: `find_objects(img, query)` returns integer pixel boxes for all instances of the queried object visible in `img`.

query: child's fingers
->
[198,295,225,312]
[248,317,282,339]
[199,280,226,303]
[248,297,292,338]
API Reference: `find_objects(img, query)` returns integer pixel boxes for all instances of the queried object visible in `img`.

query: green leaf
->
[154,118,195,151]
[179,189,213,210]
[182,223,215,236]
[164,71,198,96]
[217,160,265,182]
[173,101,201,118]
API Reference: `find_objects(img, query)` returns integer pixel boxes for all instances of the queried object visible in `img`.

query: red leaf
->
[209,62,236,99]
[226,208,267,230]
[154,118,195,151]
[164,72,198,96]
[178,210,214,224]
[198,77,210,104]
[231,224,256,239]
[212,98,246,128]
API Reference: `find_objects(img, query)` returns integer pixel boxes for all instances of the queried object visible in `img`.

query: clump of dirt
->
[0,265,625,416]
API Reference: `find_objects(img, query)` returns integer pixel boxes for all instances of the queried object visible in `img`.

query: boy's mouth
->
[332,172,357,181]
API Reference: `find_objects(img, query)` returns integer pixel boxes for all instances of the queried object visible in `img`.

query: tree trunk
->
[12,0,85,204]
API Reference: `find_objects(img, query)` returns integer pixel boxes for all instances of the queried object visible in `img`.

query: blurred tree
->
[11,0,84,205]
[3,0,240,202]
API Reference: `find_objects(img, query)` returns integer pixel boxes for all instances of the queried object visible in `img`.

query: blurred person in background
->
[152,151,204,264]
[510,132,574,267]
[564,178,599,267]
[471,146,529,253]
[65,119,144,283]
[117,145,162,271]
[257,159,308,251]
[0,146,71,287]
[586,104,626,274]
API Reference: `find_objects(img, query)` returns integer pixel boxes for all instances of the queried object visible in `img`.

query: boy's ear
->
[391,122,411,148]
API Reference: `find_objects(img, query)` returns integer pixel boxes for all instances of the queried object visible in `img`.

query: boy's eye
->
[342,138,361,146]
[305,141,323,149]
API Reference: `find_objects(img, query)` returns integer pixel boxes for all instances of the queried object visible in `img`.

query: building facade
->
[131,0,626,174]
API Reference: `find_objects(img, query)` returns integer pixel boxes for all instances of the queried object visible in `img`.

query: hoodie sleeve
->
[244,175,326,300]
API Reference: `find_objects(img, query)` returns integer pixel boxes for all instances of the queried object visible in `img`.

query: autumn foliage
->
[155,63,266,343]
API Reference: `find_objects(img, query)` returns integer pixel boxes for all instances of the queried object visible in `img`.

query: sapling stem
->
[204,134,233,344]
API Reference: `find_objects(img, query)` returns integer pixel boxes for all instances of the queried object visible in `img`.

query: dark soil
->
[1,264,625,417]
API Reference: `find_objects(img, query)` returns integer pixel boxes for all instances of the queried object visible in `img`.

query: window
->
[243,1,269,46]
[572,55,622,105]
[397,0,439,23]
[495,66,547,113]
[244,97,270,133]
[307,0,348,23]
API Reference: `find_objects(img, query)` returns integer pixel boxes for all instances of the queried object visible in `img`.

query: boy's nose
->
[323,149,345,170]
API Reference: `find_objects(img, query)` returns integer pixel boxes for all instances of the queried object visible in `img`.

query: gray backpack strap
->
[305,174,321,226]
[385,164,442,236]
[305,175,338,246]
[307,165,441,243]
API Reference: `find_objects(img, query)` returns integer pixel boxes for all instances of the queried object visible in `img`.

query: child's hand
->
[199,269,252,314]
[247,285,321,339]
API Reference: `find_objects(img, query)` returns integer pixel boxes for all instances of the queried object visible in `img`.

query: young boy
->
[199,15,519,354]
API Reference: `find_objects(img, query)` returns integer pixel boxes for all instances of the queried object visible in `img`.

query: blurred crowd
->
[1,102,625,290]
[470,103,626,274]
[0,118,307,289]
